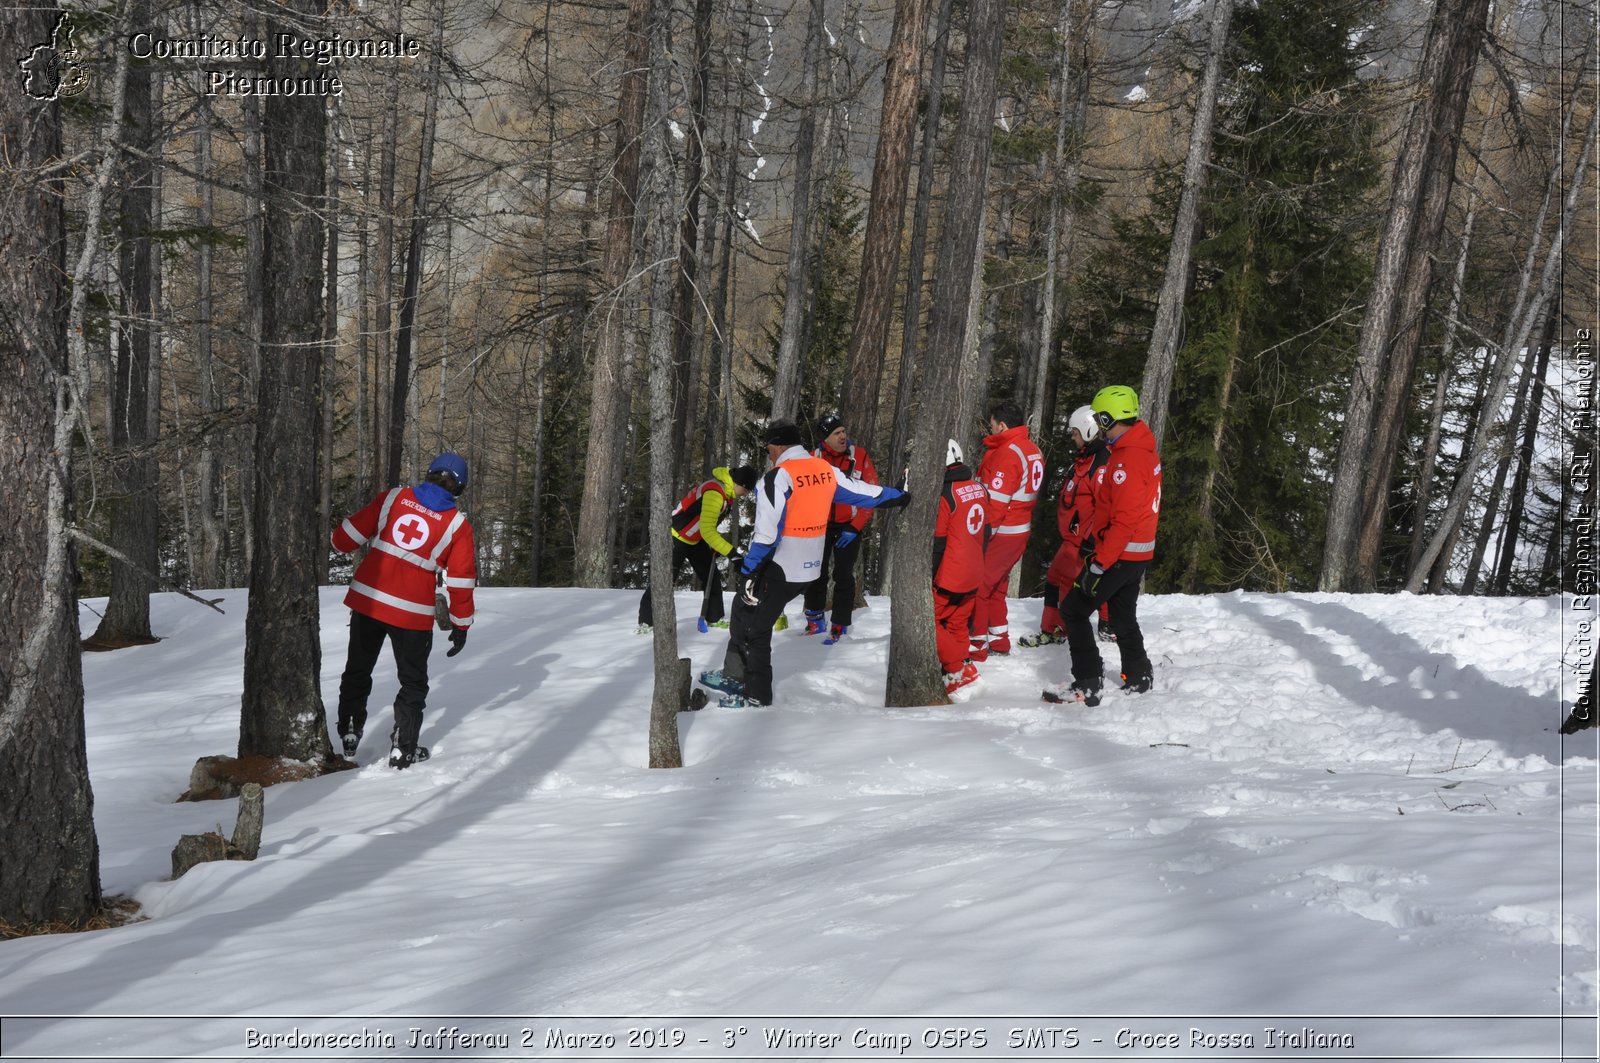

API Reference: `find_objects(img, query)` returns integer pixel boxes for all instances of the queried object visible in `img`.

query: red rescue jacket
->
[978,424,1044,537]
[1082,420,1162,566]
[813,441,879,530]
[332,484,477,631]
[934,465,988,594]
[1058,439,1110,551]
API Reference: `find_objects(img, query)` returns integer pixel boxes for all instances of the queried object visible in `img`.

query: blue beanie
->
[427,452,468,490]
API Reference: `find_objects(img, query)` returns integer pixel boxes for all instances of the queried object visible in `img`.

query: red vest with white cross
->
[332,487,477,631]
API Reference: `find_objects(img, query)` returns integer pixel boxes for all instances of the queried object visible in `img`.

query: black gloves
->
[1078,535,1096,560]
[1075,563,1105,599]
[739,572,762,607]
[877,489,911,510]
[446,626,468,657]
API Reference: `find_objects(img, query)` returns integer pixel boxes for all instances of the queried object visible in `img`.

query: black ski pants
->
[1062,559,1152,691]
[722,573,810,704]
[802,523,864,626]
[337,610,433,750]
[638,538,725,626]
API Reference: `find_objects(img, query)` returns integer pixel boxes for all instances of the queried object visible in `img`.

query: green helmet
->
[1091,385,1139,426]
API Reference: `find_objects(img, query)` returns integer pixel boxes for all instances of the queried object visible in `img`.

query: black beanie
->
[729,465,758,491]
[816,414,845,439]
[763,421,804,448]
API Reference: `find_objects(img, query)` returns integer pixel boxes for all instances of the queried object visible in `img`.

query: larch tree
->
[836,0,931,451]
[768,0,828,424]
[1,7,106,925]
[1320,0,1492,592]
[88,0,162,648]
[885,0,1008,706]
[238,0,333,762]
[573,0,650,588]
[639,0,688,767]
[1138,0,1235,448]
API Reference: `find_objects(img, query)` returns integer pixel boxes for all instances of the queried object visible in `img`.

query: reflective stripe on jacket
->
[1083,420,1162,565]
[978,424,1044,534]
[333,484,477,631]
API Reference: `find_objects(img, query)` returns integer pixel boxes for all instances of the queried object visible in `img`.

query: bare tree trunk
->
[1321,0,1491,591]
[240,9,265,579]
[886,0,1006,707]
[1139,0,1235,448]
[193,0,224,589]
[769,0,827,423]
[319,105,341,586]
[387,9,444,489]
[574,0,651,587]
[883,0,955,534]
[1350,63,1489,587]
[1027,0,1092,434]
[1407,128,1486,577]
[91,0,162,646]
[1491,305,1558,594]
[372,0,403,488]
[240,0,332,762]
[639,0,686,766]
[1408,102,1596,591]
[355,135,372,503]
[1461,341,1538,594]
[837,0,930,451]
[0,0,109,926]
[670,0,717,486]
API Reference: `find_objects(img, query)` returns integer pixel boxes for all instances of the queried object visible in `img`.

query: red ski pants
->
[972,531,1029,652]
[934,586,976,674]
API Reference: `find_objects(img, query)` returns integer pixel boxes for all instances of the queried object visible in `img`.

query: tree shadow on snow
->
[1220,596,1562,763]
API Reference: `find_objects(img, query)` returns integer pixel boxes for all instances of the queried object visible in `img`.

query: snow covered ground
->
[0,587,1595,1062]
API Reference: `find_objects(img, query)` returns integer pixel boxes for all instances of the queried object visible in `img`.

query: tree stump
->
[170,783,266,878]
[231,782,264,860]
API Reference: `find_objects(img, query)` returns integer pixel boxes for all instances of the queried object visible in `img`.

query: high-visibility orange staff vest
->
[778,455,835,541]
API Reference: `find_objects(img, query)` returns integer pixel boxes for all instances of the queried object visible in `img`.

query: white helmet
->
[1068,405,1099,443]
[946,439,964,466]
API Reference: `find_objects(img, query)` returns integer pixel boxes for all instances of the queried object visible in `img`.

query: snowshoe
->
[697,669,745,695]
[773,614,789,632]
[801,609,826,636]
[1018,630,1067,649]
[340,731,361,758]
[697,617,731,633]
[1041,684,1101,707]
[822,623,849,646]
[634,623,652,635]
[1120,671,1152,694]
[718,693,770,708]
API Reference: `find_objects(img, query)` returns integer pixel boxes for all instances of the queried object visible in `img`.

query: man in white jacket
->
[698,421,909,707]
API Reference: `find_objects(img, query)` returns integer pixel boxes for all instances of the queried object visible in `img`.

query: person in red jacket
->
[801,413,880,644]
[1021,405,1111,648]
[934,440,988,695]
[330,452,476,768]
[1046,386,1162,707]
[972,400,1045,659]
